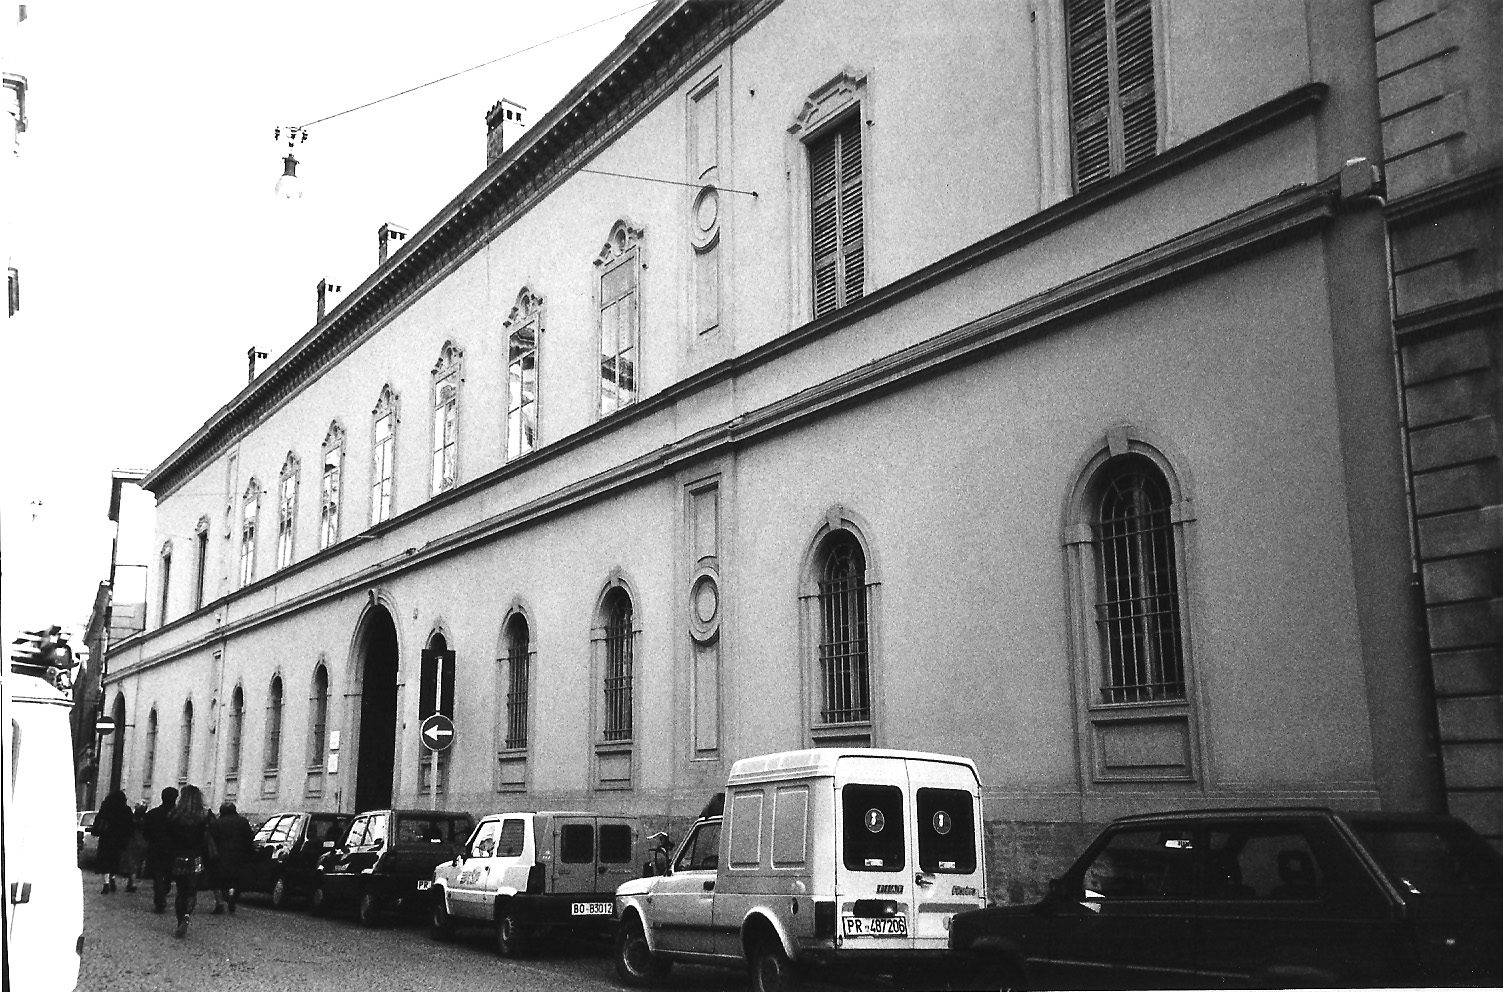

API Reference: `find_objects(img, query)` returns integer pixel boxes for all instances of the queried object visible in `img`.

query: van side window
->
[773,785,810,867]
[917,788,976,874]
[470,820,501,858]
[561,823,595,863]
[599,824,632,864]
[497,819,526,858]
[842,784,905,872]
[675,821,721,872]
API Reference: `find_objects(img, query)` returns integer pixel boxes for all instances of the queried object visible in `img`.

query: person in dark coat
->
[141,786,178,913]
[206,801,255,914]
[90,789,136,894]
[165,785,213,938]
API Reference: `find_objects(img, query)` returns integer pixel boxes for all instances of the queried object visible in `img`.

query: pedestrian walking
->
[206,801,255,914]
[90,789,135,894]
[118,802,148,892]
[165,785,214,938]
[141,787,178,914]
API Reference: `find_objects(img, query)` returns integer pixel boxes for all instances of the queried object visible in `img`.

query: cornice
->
[106,177,1338,682]
[144,0,781,499]
[1385,165,1503,227]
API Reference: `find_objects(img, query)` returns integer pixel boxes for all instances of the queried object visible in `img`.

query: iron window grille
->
[176,700,193,788]
[308,667,328,771]
[225,687,244,777]
[142,709,158,794]
[818,536,871,724]
[263,676,283,795]
[602,592,634,742]
[1092,460,1184,703]
[504,617,530,750]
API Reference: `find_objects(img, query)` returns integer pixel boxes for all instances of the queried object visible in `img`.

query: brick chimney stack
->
[316,278,345,322]
[485,98,526,166]
[378,222,408,266]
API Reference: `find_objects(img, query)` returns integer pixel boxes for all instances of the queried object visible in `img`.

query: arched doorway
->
[354,605,399,812]
[108,694,127,795]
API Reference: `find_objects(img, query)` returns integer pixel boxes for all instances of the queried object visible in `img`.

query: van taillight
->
[814,900,836,939]
[526,864,545,895]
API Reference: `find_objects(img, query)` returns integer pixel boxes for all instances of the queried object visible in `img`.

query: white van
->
[615,748,986,991]
[2,672,84,992]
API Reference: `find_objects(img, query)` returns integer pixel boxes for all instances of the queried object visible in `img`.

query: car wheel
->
[614,914,671,986]
[495,908,528,958]
[270,875,290,910]
[429,892,456,942]
[308,883,329,917]
[749,935,797,992]
[357,891,383,928]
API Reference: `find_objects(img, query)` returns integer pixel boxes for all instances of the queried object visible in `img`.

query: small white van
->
[2,672,84,992]
[615,748,986,992]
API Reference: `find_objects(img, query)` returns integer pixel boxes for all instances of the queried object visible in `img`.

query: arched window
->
[320,421,345,549]
[503,614,531,750]
[1063,428,1199,785]
[430,341,463,495]
[277,451,300,569]
[601,590,634,742]
[504,289,542,459]
[262,674,283,797]
[594,220,644,418]
[142,707,158,794]
[193,516,210,610]
[177,699,193,788]
[800,509,880,747]
[158,541,173,627]
[371,385,399,526]
[420,631,454,794]
[225,684,244,800]
[307,664,329,797]
[240,479,261,586]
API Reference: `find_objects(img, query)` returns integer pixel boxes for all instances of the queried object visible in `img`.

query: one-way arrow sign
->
[419,713,455,753]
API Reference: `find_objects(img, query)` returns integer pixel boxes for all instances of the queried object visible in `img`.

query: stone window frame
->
[224,682,244,800]
[1061,424,1204,786]
[277,451,301,570]
[798,506,883,748]
[306,661,330,797]
[262,671,284,798]
[430,340,464,496]
[319,421,346,550]
[495,601,536,794]
[239,479,261,587]
[787,67,876,327]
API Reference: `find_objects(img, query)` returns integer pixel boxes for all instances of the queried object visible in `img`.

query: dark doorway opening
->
[354,605,399,813]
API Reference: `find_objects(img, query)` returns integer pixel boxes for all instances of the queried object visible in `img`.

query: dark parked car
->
[242,811,353,908]
[311,808,473,927]
[949,807,1503,989]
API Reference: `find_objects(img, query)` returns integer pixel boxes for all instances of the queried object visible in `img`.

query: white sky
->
[1,0,652,644]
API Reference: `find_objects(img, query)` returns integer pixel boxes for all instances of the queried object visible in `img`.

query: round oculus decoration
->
[688,565,721,644]
[690,184,721,252]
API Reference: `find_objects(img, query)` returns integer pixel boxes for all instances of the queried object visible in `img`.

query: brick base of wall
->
[983,819,1103,904]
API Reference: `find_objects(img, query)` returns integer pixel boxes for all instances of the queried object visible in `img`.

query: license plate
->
[571,901,613,916]
[841,914,907,937]
[416,880,432,891]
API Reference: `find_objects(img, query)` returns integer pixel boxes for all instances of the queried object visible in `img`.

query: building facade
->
[100,0,1450,896]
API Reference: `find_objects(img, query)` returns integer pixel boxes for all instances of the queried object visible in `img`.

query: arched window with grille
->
[307,664,329,796]
[225,684,244,800]
[602,591,633,743]
[504,614,531,750]
[591,577,639,791]
[177,699,193,788]
[142,707,158,794]
[800,509,880,748]
[1064,428,1200,785]
[262,674,283,797]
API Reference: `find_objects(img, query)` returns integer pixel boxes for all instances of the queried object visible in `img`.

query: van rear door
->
[834,755,985,952]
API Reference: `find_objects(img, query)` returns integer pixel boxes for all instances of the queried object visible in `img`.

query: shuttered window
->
[1067,0,1157,191]
[809,113,864,318]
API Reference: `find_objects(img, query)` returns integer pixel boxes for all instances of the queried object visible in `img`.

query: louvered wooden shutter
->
[1067,0,1156,191]
[810,114,864,318]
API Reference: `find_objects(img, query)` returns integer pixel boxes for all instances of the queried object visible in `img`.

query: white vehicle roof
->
[6,672,71,708]
[726,748,979,787]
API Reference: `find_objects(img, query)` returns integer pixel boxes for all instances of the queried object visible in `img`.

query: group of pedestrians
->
[90,785,255,939]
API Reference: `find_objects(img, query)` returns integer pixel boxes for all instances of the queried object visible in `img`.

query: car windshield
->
[1350,820,1503,898]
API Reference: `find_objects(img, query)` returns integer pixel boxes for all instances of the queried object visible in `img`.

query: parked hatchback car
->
[948,807,1503,988]
[311,808,473,926]
[428,811,648,955]
[242,811,353,908]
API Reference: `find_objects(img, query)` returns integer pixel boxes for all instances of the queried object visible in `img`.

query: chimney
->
[485,98,526,166]
[316,278,345,321]
[378,222,408,266]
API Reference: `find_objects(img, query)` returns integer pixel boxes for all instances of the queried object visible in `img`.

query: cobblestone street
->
[74,876,763,992]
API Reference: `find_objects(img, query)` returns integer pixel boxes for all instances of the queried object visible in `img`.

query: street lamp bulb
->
[274,153,302,199]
